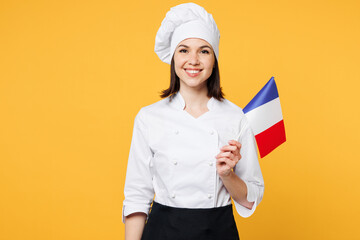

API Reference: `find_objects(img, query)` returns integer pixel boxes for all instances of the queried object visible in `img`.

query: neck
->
[179,86,210,110]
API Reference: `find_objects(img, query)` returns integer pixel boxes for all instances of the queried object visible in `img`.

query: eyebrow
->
[177,44,212,49]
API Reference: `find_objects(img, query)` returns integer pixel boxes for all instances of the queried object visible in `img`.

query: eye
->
[201,49,210,54]
[179,49,187,53]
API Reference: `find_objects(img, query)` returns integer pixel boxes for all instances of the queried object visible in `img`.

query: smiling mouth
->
[184,68,202,77]
[184,69,202,73]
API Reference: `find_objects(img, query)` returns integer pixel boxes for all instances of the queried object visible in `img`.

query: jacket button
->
[208,194,212,199]
[173,161,178,165]
[210,130,214,135]
[171,193,176,198]
[209,162,213,166]
[174,130,179,135]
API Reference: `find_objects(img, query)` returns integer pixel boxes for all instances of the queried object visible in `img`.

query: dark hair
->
[159,56,225,102]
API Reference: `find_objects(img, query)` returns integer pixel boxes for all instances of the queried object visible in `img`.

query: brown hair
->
[159,56,225,102]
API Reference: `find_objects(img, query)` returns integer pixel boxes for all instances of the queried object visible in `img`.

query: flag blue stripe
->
[243,77,279,114]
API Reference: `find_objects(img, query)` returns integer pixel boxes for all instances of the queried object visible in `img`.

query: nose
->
[188,52,200,65]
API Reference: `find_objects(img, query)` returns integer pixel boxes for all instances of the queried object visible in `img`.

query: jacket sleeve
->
[233,116,265,218]
[122,108,155,223]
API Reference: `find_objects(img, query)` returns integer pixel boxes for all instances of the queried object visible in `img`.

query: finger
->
[233,149,241,159]
[216,151,234,159]
[220,145,237,152]
[227,140,242,156]
[220,145,240,160]
[217,151,240,163]
[217,157,236,168]
[228,139,242,150]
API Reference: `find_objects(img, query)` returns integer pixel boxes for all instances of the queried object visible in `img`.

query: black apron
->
[141,201,240,240]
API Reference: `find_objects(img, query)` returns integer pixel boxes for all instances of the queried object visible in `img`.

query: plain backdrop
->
[0,0,359,239]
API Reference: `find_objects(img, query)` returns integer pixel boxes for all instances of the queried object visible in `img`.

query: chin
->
[182,81,207,89]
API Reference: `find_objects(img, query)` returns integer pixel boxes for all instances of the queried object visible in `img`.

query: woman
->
[123,3,264,240]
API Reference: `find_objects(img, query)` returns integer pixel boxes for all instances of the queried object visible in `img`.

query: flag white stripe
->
[245,98,283,135]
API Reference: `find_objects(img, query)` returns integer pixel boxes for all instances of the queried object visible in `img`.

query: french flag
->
[243,77,286,158]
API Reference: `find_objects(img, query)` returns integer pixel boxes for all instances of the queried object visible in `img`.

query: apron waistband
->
[150,201,233,214]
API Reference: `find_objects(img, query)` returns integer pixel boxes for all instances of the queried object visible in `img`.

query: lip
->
[184,68,202,77]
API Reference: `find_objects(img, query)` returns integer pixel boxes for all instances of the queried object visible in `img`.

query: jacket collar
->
[170,91,216,111]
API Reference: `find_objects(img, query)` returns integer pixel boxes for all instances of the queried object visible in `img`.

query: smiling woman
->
[123,3,264,240]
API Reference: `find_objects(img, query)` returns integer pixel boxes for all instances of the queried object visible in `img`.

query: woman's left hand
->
[215,139,242,178]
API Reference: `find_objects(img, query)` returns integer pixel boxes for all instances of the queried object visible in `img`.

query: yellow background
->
[1,0,359,239]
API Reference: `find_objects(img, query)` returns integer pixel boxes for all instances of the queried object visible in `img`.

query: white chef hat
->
[154,2,220,64]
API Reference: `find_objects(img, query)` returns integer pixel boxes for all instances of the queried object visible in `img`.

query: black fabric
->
[141,201,240,240]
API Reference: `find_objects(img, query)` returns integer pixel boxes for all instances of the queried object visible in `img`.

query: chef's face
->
[173,38,215,91]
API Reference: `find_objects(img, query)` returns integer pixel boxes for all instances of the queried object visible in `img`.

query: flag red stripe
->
[255,120,286,158]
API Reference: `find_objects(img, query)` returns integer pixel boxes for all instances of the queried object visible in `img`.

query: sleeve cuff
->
[122,203,151,223]
[233,180,262,218]
[234,196,257,218]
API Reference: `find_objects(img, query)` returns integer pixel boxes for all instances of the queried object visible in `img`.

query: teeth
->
[186,70,200,73]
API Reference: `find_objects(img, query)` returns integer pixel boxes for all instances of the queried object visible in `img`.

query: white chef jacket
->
[122,92,264,223]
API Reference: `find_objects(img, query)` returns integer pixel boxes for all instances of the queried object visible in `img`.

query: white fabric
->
[155,3,220,64]
[122,92,264,223]
[245,97,283,135]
